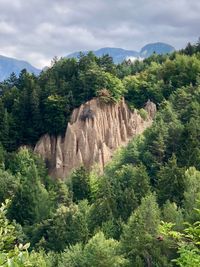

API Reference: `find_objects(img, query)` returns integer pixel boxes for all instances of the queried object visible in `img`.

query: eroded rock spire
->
[34,98,156,179]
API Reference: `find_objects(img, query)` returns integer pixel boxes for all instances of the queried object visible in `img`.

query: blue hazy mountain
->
[0,55,41,82]
[67,42,175,63]
[67,47,139,63]
[140,42,175,58]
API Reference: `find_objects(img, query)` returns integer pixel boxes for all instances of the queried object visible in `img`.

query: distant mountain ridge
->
[0,55,41,82]
[67,42,175,63]
[0,42,175,82]
[140,43,175,58]
[68,47,139,64]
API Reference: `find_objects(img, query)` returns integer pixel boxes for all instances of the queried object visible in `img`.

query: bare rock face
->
[34,98,156,179]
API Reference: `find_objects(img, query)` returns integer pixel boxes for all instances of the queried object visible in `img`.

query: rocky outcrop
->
[34,98,156,179]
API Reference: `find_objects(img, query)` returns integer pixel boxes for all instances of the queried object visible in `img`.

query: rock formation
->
[34,98,156,179]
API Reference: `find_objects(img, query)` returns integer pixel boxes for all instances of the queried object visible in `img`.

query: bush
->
[138,108,148,120]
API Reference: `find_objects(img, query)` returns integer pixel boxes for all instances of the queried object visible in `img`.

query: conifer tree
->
[156,154,185,205]
[121,193,171,267]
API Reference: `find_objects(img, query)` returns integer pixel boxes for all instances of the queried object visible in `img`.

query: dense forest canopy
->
[0,40,200,266]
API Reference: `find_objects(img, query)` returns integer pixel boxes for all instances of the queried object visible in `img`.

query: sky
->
[0,0,199,68]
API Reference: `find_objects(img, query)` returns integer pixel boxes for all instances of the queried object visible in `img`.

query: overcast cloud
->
[0,0,199,68]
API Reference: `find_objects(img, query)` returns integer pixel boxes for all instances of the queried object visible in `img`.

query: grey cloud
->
[0,0,199,68]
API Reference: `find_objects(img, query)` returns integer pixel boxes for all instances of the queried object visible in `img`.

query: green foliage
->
[88,163,150,238]
[7,147,35,176]
[160,208,200,267]
[0,169,19,203]
[162,201,184,230]
[174,246,200,267]
[97,88,114,103]
[183,167,200,222]
[49,179,71,206]
[8,149,52,225]
[138,108,148,120]
[38,201,89,251]
[43,94,69,135]
[0,247,49,267]
[70,166,91,202]
[0,144,5,167]
[0,200,49,267]
[59,243,85,267]
[0,200,18,252]
[59,232,127,267]
[98,71,126,102]
[120,193,171,266]
[156,154,185,205]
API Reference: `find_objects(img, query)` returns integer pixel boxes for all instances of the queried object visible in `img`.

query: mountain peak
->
[140,42,175,58]
[67,47,139,64]
[0,55,41,82]
[67,42,175,63]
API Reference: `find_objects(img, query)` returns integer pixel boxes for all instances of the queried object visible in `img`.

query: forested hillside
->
[0,41,200,266]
